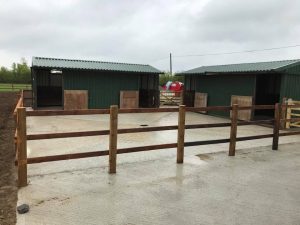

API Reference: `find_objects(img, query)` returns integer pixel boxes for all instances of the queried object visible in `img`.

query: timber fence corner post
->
[272,103,281,150]
[109,105,118,173]
[177,105,186,163]
[229,104,238,156]
[17,107,27,187]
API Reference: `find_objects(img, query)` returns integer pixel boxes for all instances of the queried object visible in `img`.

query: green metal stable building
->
[179,59,300,119]
[31,57,161,109]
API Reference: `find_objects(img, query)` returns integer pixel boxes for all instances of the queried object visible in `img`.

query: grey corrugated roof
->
[32,57,161,74]
[178,59,300,75]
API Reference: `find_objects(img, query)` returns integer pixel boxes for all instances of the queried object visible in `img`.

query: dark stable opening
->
[37,73,62,107]
[254,74,281,119]
[139,74,159,108]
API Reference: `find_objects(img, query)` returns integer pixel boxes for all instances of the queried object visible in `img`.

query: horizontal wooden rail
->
[238,105,275,110]
[25,104,278,117]
[26,143,178,164]
[24,133,277,164]
[238,120,274,125]
[236,134,274,141]
[281,104,300,109]
[186,106,232,112]
[117,143,178,154]
[13,96,23,116]
[185,138,230,147]
[279,131,300,137]
[26,108,180,116]
[26,119,274,141]
[27,130,110,140]
[27,150,109,164]
[26,109,110,116]
[281,118,300,122]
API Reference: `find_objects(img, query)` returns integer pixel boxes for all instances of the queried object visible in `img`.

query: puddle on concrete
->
[196,154,213,161]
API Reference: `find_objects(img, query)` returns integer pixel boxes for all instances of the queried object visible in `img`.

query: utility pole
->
[170,53,172,75]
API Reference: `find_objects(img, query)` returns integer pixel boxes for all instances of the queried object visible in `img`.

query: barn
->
[31,57,161,109]
[178,59,300,120]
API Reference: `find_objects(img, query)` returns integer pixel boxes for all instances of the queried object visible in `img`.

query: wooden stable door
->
[64,90,88,110]
[194,92,208,113]
[120,91,139,108]
[231,95,253,121]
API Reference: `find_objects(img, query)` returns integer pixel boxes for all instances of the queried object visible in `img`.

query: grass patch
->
[0,83,31,92]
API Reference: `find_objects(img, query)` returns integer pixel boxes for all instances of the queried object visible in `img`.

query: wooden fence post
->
[281,97,287,129]
[17,107,27,187]
[229,104,238,156]
[109,105,118,173]
[177,105,186,163]
[272,103,281,150]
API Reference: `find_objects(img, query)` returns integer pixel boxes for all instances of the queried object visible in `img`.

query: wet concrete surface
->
[17,112,300,224]
[18,144,300,225]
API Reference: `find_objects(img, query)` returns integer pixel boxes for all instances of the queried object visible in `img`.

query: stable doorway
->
[36,71,63,107]
[254,74,281,119]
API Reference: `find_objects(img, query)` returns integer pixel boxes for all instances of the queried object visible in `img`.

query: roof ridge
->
[273,60,300,70]
[199,59,300,68]
[32,56,152,67]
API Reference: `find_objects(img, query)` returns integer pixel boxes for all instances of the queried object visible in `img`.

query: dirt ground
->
[0,92,18,225]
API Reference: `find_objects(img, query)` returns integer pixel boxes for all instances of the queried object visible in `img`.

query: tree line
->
[0,58,31,84]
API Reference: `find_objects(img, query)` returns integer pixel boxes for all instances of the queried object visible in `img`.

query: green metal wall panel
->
[63,70,140,108]
[280,64,300,101]
[194,75,256,117]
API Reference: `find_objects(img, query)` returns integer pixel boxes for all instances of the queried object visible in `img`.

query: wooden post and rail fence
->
[14,98,300,187]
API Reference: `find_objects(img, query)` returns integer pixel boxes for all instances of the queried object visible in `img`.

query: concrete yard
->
[17,112,300,225]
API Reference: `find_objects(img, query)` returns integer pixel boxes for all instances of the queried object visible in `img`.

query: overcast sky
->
[0,0,300,72]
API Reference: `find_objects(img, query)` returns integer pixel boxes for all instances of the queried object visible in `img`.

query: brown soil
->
[0,92,18,225]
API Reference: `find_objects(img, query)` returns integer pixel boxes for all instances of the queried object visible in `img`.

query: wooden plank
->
[185,138,230,147]
[185,134,274,147]
[26,119,275,141]
[238,105,275,110]
[64,90,88,110]
[272,103,280,150]
[279,131,300,137]
[187,106,232,112]
[117,143,178,154]
[17,107,27,187]
[194,93,208,113]
[285,98,292,129]
[27,150,109,164]
[229,104,238,156]
[27,109,110,116]
[283,118,300,122]
[120,91,139,108]
[26,107,179,116]
[231,95,253,121]
[24,130,278,165]
[26,105,276,117]
[27,130,110,140]
[109,105,118,174]
[177,105,186,163]
[26,143,179,164]
[118,108,178,113]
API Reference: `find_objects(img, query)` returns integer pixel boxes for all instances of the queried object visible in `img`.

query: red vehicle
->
[162,81,184,91]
